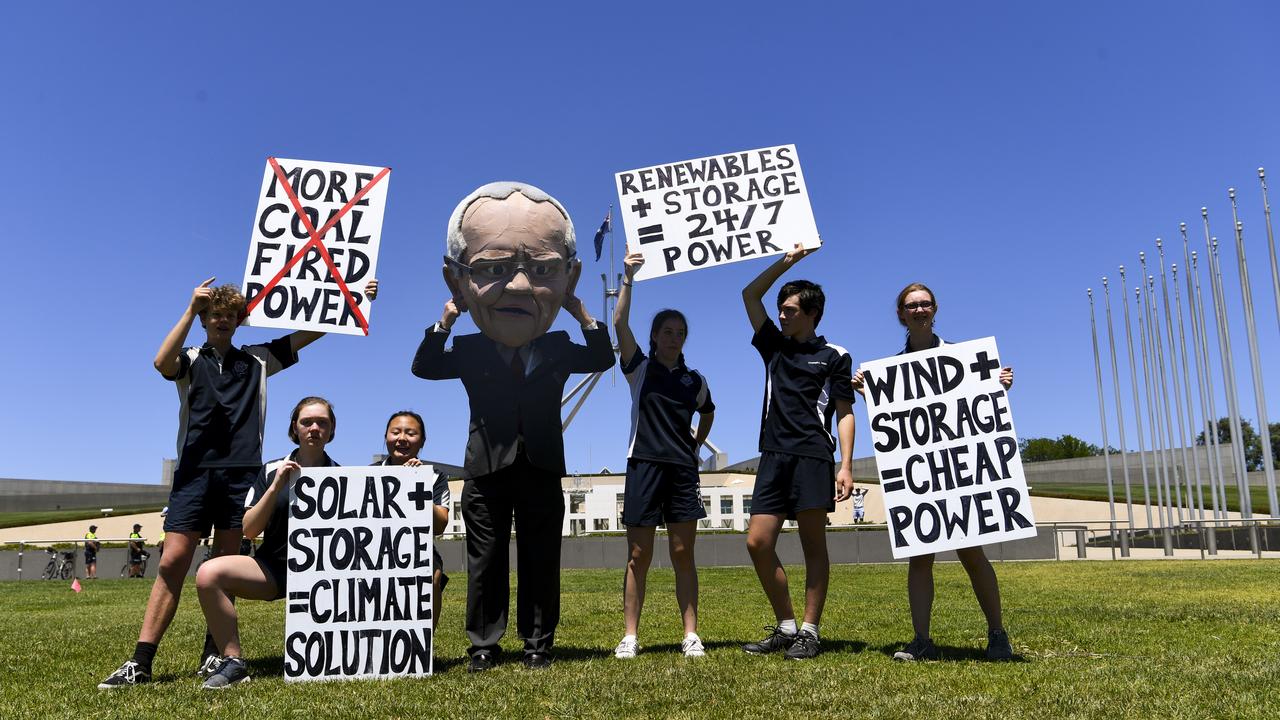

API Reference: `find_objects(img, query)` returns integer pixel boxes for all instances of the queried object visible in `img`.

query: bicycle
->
[42,549,75,580]
[120,551,151,578]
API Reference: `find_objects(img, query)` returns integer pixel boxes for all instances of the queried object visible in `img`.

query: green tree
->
[1019,434,1102,463]
[1193,417,1278,471]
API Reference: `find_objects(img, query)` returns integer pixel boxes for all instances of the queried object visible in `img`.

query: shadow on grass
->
[871,642,1028,663]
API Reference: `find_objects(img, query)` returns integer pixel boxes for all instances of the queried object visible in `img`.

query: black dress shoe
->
[468,651,496,673]
[521,652,552,669]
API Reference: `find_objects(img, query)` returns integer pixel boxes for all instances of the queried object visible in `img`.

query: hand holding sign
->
[622,246,645,280]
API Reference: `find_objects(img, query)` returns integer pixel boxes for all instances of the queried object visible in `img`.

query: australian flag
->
[592,209,611,261]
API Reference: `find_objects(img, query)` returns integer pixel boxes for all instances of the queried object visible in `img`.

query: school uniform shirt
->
[246,450,338,568]
[379,457,452,509]
[899,334,946,356]
[752,319,855,461]
[165,338,297,472]
[621,349,715,467]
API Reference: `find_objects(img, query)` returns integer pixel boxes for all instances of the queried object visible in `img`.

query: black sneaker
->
[98,660,151,689]
[986,629,1013,661]
[196,654,224,679]
[893,636,939,662]
[784,630,820,660]
[742,626,796,655]
[202,657,251,689]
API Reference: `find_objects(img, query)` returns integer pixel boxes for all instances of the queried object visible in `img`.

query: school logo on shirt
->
[233,360,250,377]
[680,374,694,386]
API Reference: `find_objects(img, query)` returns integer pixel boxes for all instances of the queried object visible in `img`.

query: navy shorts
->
[164,466,259,533]
[257,556,288,601]
[751,451,835,519]
[622,459,707,527]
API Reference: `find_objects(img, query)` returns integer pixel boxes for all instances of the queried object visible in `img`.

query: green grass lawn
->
[1030,482,1271,516]
[0,506,163,531]
[1,561,1277,719]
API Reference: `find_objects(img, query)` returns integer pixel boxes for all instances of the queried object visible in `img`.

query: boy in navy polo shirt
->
[99,276,375,688]
[740,244,855,660]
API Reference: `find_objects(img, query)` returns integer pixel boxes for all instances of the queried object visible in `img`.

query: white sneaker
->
[681,633,706,658]
[614,636,639,659]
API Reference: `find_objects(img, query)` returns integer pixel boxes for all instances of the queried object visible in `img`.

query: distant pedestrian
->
[83,525,101,579]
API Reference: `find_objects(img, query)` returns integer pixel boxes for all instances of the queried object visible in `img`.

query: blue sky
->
[2,2,1278,484]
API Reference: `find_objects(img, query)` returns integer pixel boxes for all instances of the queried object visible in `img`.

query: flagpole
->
[1259,168,1280,338]
[1148,272,1180,527]
[1190,248,1228,521]
[1204,210,1253,521]
[1171,261,1205,522]
[1103,276,1135,548]
[1156,240,1188,523]
[1182,223,1216,522]
[1120,266,1155,529]
[1228,189,1278,517]
[1089,289,1120,551]
[1138,261,1171,539]
[1140,252,1170,529]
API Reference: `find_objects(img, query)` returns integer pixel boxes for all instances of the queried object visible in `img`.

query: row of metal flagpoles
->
[1087,168,1278,556]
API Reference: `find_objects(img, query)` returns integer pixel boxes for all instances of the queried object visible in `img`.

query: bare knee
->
[627,543,653,571]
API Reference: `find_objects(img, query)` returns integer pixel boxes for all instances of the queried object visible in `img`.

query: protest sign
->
[614,144,819,280]
[859,337,1035,559]
[242,157,391,336]
[284,466,434,682]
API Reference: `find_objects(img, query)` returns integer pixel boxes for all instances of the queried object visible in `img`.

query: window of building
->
[699,518,712,529]
[720,518,734,529]
[702,495,712,514]
[616,493,626,524]
[593,518,610,532]
[720,496,734,515]
[743,495,753,515]
[570,519,586,536]
[569,493,586,514]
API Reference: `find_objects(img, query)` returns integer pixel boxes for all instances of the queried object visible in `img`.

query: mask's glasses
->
[902,301,935,311]
[446,253,575,285]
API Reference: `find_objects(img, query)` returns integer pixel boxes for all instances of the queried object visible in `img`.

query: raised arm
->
[411,297,465,380]
[154,277,214,378]
[741,244,818,332]
[613,248,644,366]
[565,287,616,373]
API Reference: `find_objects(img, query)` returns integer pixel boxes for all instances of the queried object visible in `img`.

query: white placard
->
[860,337,1036,559]
[242,157,390,336]
[284,466,434,682]
[614,144,820,280]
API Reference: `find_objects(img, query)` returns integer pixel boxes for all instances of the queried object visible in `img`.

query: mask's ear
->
[442,262,468,312]
[565,258,582,295]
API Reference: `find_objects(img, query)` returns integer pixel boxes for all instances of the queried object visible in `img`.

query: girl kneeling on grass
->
[611,248,716,659]
[195,396,339,689]
[852,282,1015,662]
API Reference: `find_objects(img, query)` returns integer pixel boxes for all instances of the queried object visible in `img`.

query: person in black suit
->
[412,181,615,671]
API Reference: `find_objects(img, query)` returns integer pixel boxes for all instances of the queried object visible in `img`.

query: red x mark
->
[243,157,390,335]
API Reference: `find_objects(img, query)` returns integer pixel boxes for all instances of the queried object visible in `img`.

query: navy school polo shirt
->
[622,349,715,467]
[166,337,297,472]
[246,450,337,568]
[751,319,855,461]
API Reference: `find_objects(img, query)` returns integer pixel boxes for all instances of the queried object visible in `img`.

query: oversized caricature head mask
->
[443,182,580,348]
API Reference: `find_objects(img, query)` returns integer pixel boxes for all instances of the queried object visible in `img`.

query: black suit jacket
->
[412,323,615,479]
